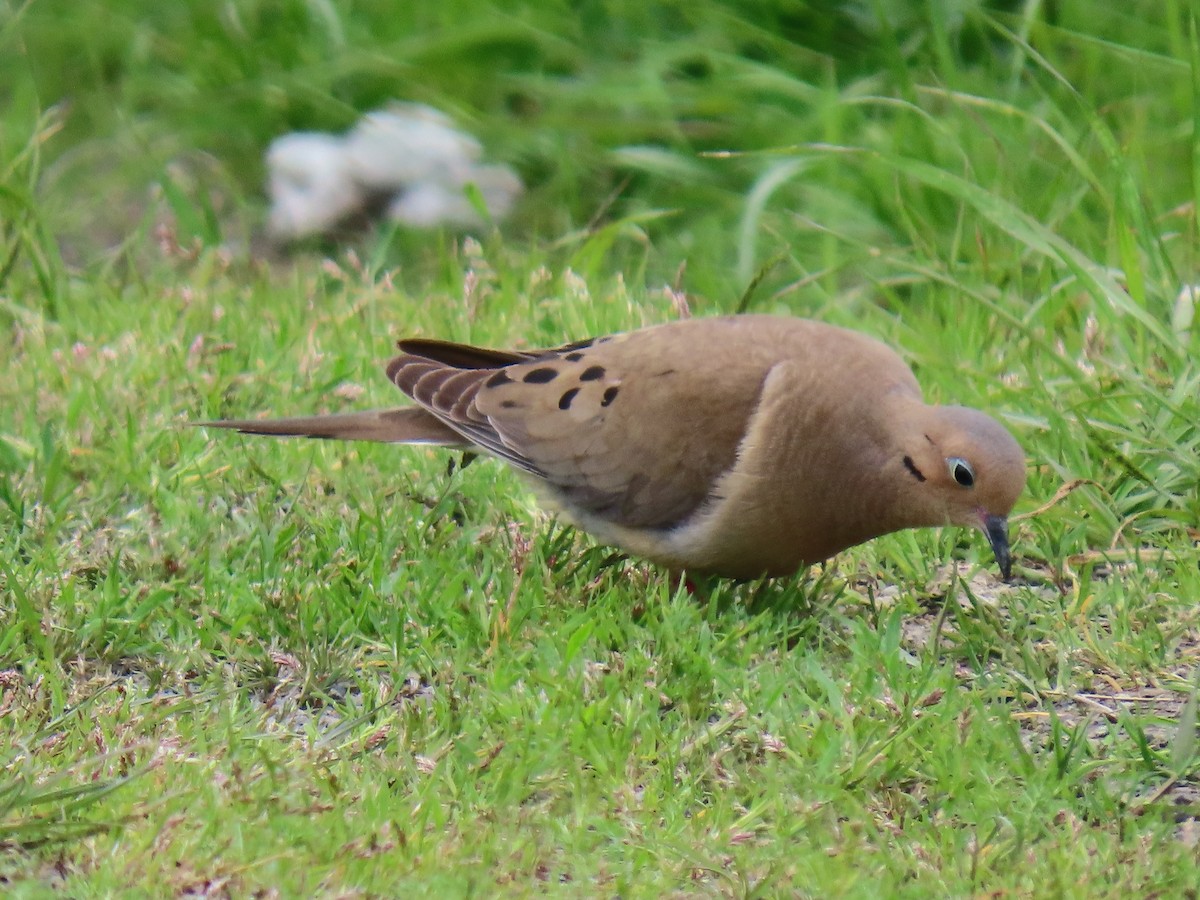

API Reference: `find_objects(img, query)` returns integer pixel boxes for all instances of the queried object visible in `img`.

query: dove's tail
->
[198,408,468,446]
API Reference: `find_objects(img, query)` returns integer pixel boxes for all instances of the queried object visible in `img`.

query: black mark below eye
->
[523,367,559,383]
[903,456,926,482]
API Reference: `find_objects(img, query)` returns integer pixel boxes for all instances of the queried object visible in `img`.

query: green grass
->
[2,0,1200,895]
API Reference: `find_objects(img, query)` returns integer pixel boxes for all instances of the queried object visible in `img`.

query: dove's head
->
[896,405,1026,579]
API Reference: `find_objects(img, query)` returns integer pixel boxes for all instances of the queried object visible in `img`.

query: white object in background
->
[1174,284,1197,336]
[266,133,364,241]
[389,164,524,228]
[265,103,521,241]
[344,104,482,190]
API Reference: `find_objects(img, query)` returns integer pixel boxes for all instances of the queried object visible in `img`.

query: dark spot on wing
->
[558,338,595,352]
[903,455,926,482]
[580,366,605,382]
[522,367,559,384]
[558,388,580,410]
[487,371,513,388]
[601,387,619,407]
[564,352,585,362]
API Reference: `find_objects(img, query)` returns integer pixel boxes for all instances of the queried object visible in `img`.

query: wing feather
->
[383,322,779,528]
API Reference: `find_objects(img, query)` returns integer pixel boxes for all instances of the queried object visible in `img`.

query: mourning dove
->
[203,315,1026,580]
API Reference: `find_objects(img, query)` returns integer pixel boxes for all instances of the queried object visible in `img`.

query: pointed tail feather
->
[198,407,468,446]
[394,338,537,369]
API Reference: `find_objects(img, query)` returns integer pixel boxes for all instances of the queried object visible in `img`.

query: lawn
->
[2,0,1200,895]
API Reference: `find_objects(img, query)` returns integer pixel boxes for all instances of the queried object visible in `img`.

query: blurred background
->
[3,4,1200,892]
[4,0,1193,307]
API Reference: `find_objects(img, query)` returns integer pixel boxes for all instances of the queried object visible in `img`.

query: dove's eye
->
[948,457,975,488]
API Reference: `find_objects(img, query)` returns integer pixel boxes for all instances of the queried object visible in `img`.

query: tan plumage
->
[203,315,1027,580]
